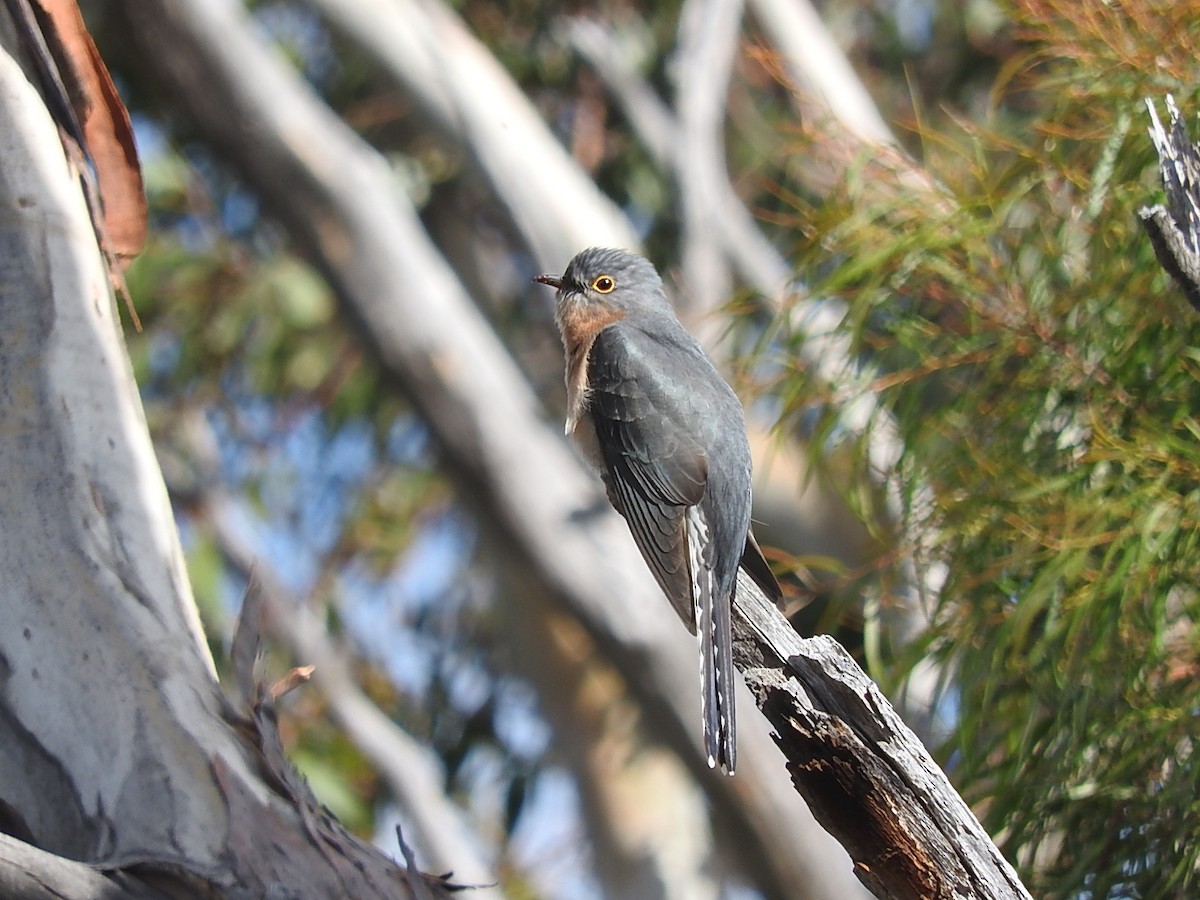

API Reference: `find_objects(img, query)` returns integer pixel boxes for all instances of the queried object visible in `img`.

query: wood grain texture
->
[733,572,1033,900]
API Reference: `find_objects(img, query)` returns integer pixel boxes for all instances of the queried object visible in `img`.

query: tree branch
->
[673,0,742,317]
[302,0,637,265]
[0,833,165,900]
[732,574,1033,900]
[747,0,895,147]
[1139,94,1200,310]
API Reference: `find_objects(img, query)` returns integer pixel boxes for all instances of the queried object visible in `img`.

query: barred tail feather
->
[699,591,736,772]
[688,507,736,773]
[713,585,736,773]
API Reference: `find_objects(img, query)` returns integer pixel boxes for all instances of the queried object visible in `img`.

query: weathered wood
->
[733,572,1032,900]
[1140,95,1200,310]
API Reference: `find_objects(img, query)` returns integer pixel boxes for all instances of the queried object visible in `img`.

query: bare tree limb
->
[1140,94,1200,310]
[0,833,166,900]
[673,0,742,317]
[732,574,1033,900]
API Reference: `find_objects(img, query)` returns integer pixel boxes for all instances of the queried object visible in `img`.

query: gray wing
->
[586,322,712,629]
[588,318,752,770]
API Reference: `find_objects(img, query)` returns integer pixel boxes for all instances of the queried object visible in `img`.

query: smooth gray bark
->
[0,9,443,898]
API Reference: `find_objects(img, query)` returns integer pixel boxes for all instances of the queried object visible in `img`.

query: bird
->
[534,247,781,774]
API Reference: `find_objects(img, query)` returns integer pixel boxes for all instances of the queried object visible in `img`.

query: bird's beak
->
[533,273,563,289]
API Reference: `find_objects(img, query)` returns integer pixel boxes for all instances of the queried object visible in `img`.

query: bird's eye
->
[591,275,616,293]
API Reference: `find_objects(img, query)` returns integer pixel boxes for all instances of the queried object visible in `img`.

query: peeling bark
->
[734,574,1032,900]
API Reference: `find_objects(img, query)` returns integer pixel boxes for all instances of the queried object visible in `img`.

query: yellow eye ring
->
[591,275,616,294]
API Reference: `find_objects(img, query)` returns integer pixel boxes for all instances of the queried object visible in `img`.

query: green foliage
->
[786,3,1200,896]
[291,725,381,834]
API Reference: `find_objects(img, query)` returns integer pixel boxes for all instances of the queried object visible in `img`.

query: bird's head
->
[534,247,668,318]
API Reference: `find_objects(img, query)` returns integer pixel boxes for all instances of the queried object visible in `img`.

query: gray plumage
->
[536,247,781,773]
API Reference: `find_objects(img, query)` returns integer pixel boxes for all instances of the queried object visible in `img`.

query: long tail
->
[699,584,737,773]
[686,506,737,772]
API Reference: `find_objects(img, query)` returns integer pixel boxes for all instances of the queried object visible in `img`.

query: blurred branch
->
[673,0,742,316]
[1140,94,1200,310]
[747,0,895,147]
[110,2,868,898]
[302,0,637,265]
[748,0,944,200]
[498,574,724,900]
[564,17,792,300]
